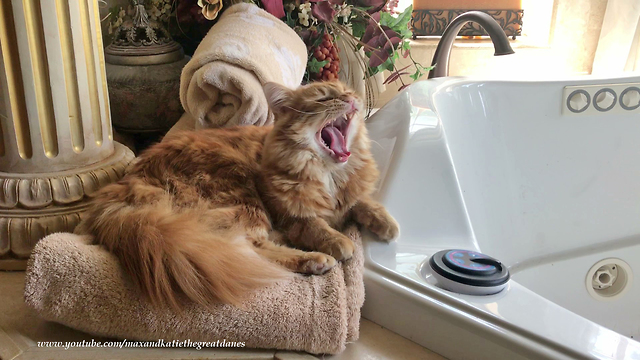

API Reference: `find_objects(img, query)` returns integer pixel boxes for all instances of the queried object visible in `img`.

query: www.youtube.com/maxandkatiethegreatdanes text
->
[37,339,246,350]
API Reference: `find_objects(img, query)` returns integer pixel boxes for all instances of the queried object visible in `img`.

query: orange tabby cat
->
[75,81,399,309]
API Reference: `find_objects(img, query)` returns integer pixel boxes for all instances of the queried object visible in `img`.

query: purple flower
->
[369,48,388,67]
[366,28,399,48]
[312,1,336,23]
[362,12,380,44]
[362,12,401,68]
[368,33,402,68]
[298,29,314,43]
[383,35,402,51]
[262,0,285,18]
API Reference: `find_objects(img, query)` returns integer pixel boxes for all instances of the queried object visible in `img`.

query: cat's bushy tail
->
[76,181,292,309]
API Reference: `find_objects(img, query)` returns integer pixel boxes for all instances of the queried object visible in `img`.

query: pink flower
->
[262,0,285,18]
[312,1,336,23]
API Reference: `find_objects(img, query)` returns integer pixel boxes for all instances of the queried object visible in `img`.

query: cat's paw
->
[363,208,400,242]
[318,233,355,261]
[297,252,337,275]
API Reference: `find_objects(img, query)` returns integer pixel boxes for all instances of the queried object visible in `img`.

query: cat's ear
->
[263,82,292,112]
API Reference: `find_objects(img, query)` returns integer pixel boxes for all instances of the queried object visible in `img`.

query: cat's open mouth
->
[316,112,353,163]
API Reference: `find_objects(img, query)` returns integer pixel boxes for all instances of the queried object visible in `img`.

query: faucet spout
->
[427,11,515,79]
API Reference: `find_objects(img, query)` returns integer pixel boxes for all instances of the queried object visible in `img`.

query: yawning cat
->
[75,81,399,309]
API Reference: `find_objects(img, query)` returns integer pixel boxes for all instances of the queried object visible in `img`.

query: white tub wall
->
[362,271,551,360]
[511,243,640,339]
[368,92,480,256]
[364,77,640,360]
[429,77,640,266]
[369,75,640,268]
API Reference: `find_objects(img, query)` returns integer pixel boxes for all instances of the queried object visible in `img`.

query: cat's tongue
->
[322,125,350,162]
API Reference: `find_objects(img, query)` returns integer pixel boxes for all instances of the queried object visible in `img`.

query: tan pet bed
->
[24,227,365,355]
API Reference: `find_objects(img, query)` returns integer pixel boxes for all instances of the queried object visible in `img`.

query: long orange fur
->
[76,81,399,309]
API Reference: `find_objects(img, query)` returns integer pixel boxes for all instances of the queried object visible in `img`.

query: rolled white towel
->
[179,3,307,129]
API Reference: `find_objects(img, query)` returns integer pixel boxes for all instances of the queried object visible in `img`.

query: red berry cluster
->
[312,33,340,81]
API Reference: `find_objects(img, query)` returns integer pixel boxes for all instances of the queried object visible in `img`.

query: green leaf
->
[410,69,421,81]
[308,57,329,74]
[391,5,413,29]
[401,40,411,51]
[352,19,367,39]
[378,12,395,29]
[354,6,375,12]
[378,5,413,41]
[385,61,395,72]
[398,26,413,39]
[285,11,296,28]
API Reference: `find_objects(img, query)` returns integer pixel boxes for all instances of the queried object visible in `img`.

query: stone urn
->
[105,0,189,136]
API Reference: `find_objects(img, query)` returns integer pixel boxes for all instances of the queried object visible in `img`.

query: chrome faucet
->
[427,11,515,79]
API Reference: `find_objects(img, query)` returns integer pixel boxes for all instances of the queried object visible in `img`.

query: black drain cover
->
[430,249,510,287]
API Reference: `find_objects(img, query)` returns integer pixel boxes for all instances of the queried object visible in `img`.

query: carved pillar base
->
[0,143,134,270]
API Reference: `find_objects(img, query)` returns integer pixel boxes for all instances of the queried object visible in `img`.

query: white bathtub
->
[362,75,640,359]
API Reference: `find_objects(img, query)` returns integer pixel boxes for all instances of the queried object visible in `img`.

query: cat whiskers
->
[282,106,325,115]
[369,138,384,150]
[310,100,330,107]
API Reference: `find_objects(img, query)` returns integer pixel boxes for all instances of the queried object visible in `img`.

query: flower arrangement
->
[254,0,429,90]
[105,0,429,91]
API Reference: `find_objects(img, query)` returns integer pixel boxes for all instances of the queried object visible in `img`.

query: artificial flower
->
[299,3,312,26]
[299,13,310,26]
[197,0,223,20]
[361,12,381,44]
[300,3,312,13]
[337,4,351,22]
[362,13,401,67]
[311,1,336,23]
[262,0,286,18]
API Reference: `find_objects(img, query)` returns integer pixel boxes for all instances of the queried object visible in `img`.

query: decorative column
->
[0,0,135,270]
